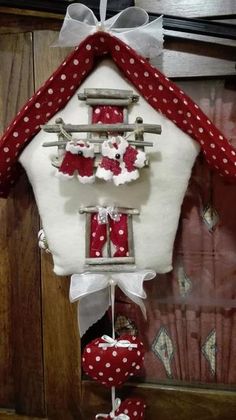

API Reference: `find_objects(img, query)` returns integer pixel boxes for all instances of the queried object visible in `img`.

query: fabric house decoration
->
[1,4,236,418]
[0,4,235,277]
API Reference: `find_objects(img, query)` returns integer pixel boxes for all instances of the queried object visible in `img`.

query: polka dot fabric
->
[108,398,146,420]
[82,334,145,388]
[0,32,235,198]
[90,213,129,258]
[92,105,123,127]
[90,213,107,258]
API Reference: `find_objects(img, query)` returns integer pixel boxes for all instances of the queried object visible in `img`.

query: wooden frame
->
[42,88,158,169]
[79,206,139,268]
[43,123,162,135]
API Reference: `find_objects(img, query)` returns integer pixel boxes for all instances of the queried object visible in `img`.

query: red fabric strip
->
[89,213,107,258]
[110,214,129,257]
[89,104,128,258]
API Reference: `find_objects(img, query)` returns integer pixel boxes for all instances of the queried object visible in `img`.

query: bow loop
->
[97,206,120,224]
[54,2,163,59]
[106,7,148,31]
[69,270,156,336]
[96,398,130,420]
[66,3,97,26]
[98,335,137,349]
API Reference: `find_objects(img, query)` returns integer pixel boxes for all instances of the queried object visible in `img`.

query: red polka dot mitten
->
[82,335,145,388]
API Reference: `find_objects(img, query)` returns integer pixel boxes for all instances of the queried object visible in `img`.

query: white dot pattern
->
[0,32,235,197]
[115,399,146,418]
[82,335,145,388]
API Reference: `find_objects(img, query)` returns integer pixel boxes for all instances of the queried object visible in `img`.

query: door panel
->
[0,32,45,416]
[33,31,82,419]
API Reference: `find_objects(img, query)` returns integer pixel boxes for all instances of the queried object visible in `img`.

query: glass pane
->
[114,79,236,389]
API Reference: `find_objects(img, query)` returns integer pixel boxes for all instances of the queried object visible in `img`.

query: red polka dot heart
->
[96,397,146,419]
[82,334,145,387]
[108,398,146,419]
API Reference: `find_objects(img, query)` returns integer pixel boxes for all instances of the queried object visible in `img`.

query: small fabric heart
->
[114,398,146,420]
[82,334,145,387]
[113,398,146,420]
[97,398,146,419]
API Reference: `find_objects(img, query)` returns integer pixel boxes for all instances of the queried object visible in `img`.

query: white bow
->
[97,206,120,224]
[98,335,137,349]
[69,270,156,336]
[96,398,130,419]
[96,413,129,420]
[54,1,163,59]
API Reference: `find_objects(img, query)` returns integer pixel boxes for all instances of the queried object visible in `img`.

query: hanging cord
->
[96,279,130,420]
[58,123,143,145]
[124,128,144,141]
[110,279,116,416]
[60,125,73,141]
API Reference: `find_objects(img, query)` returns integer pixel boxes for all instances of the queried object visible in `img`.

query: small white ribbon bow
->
[96,414,129,420]
[98,335,137,349]
[69,270,156,336]
[54,1,163,59]
[97,206,120,224]
[96,398,130,420]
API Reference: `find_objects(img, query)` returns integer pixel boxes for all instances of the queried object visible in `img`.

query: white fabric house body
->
[19,59,200,275]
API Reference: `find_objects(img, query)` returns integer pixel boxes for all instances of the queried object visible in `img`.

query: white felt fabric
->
[19,59,200,276]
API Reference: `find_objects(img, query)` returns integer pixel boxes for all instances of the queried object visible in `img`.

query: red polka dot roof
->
[0,32,235,198]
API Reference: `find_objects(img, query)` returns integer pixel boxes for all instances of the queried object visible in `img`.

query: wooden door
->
[0,27,80,420]
[0,3,236,419]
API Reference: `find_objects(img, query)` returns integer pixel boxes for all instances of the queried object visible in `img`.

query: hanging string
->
[59,126,73,141]
[100,0,108,24]
[110,279,116,416]
[124,129,144,141]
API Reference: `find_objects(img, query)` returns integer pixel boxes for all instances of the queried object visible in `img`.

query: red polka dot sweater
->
[0,32,235,198]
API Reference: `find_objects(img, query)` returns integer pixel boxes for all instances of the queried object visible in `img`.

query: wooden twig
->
[83,265,137,272]
[135,117,144,141]
[79,207,140,215]
[87,105,93,140]
[85,214,91,259]
[85,98,133,106]
[42,139,153,147]
[123,108,128,124]
[127,214,134,259]
[106,222,111,258]
[85,257,135,265]
[78,88,139,102]
[42,123,162,134]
